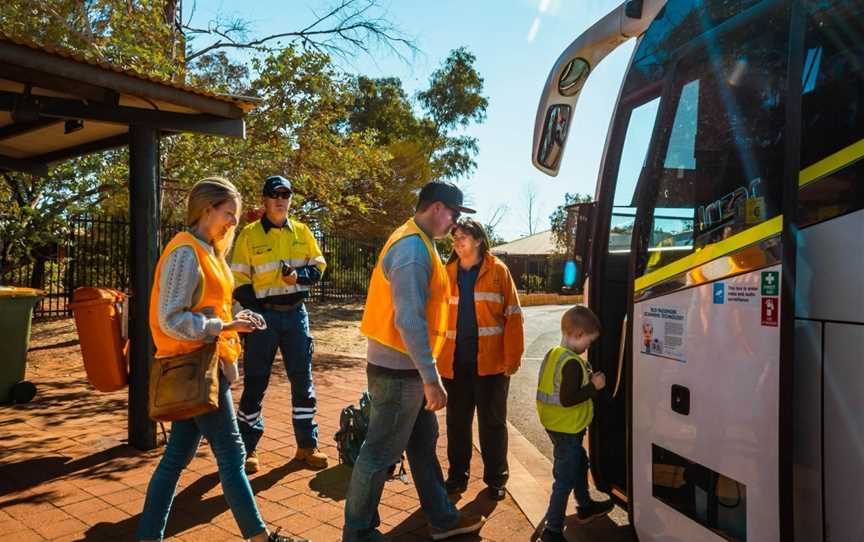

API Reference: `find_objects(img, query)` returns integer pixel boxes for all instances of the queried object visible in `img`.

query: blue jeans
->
[137,374,266,541]
[238,305,318,453]
[544,430,591,532]
[342,368,459,542]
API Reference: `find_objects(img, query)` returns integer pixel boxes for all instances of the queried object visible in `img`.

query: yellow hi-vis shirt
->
[230,218,326,299]
[536,345,593,434]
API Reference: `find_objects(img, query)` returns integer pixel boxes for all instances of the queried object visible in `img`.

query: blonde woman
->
[138,178,305,542]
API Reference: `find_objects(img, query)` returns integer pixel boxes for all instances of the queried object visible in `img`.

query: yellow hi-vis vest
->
[537,345,593,434]
[230,218,326,299]
[360,218,450,358]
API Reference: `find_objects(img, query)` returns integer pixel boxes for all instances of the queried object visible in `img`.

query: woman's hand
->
[223,319,256,333]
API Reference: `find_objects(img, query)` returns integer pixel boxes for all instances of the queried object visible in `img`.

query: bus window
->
[637,5,788,279]
[798,0,864,227]
[609,98,661,253]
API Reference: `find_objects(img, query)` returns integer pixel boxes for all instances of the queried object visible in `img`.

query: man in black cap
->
[343,182,487,542]
[231,175,329,472]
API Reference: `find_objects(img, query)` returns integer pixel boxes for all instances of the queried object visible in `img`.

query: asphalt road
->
[508,304,568,461]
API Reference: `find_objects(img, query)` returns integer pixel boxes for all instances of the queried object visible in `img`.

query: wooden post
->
[128,125,160,451]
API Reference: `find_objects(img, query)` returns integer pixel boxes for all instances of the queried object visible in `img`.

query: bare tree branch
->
[183,0,418,64]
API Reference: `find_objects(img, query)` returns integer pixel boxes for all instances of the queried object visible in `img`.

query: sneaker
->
[575,498,614,524]
[245,451,260,474]
[268,527,309,542]
[487,486,507,501]
[444,478,468,495]
[430,513,487,540]
[294,447,329,469]
[540,528,566,542]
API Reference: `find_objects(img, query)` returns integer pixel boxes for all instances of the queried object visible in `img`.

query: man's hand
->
[591,371,607,390]
[423,380,448,411]
[282,270,298,286]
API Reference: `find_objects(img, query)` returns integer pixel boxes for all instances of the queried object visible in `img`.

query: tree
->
[549,192,593,250]
[482,204,508,247]
[522,184,541,236]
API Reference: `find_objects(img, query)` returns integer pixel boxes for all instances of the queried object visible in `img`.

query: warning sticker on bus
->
[641,306,688,362]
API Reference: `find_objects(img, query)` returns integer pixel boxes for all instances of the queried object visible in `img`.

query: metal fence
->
[496,254,565,294]
[1,215,383,319]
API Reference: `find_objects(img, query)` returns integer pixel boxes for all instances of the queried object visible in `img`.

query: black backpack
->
[334,391,408,482]
[335,391,371,466]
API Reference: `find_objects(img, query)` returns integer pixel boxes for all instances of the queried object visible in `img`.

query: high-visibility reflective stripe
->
[237,409,262,424]
[475,292,505,303]
[445,330,456,339]
[293,414,315,420]
[251,258,325,275]
[634,215,783,292]
[293,407,316,413]
[254,285,310,298]
[449,297,459,305]
[505,305,522,316]
[536,349,573,406]
[231,263,251,275]
[536,390,560,404]
[254,261,281,274]
[800,136,864,187]
[478,326,504,336]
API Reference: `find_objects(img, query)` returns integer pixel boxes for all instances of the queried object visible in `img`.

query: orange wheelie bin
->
[70,287,128,392]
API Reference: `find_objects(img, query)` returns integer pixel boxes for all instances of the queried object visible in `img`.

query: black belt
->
[262,300,303,312]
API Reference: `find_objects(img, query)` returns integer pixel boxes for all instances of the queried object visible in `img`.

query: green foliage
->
[521,273,546,293]
[0,0,183,81]
[0,4,488,273]
[549,192,593,250]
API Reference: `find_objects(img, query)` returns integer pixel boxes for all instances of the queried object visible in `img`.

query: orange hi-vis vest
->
[149,231,241,364]
[360,218,450,358]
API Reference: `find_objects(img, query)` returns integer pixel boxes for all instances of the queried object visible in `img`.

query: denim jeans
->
[239,305,318,453]
[544,429,591,532]
[342,367,459,542]
[137,373,266,541]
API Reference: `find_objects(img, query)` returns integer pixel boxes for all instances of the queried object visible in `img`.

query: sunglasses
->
[446,206,461,221]
[265,191,292,200]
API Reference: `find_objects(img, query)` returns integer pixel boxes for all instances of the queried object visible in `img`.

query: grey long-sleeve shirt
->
[156,235,238,383]
[367,234,441,384]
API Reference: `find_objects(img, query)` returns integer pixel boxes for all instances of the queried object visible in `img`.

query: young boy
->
[537,305,613,542]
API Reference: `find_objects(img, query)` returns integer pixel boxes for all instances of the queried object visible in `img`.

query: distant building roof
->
[491,230,561,256]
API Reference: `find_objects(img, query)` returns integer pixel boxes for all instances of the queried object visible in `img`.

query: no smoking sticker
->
[761,297,779,326]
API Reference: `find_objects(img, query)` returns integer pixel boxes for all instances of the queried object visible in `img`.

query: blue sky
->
[188,0,635,241]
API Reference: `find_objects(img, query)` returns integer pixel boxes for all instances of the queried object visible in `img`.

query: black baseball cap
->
[418,182,476,214]
[263,175,292,196]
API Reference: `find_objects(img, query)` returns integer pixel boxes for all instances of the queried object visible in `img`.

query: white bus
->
[533,1,864,541]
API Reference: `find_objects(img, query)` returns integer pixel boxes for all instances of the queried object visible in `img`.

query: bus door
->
[625,3,790,541]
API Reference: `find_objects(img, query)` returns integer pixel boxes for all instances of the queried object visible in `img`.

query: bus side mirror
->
[537,104,572,172]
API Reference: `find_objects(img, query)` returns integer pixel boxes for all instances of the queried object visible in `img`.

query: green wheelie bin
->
[0,287,44,404]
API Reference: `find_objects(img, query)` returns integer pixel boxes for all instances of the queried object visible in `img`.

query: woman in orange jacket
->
[439,218,524,500]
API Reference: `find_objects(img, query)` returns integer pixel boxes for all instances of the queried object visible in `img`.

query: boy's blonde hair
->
[561,305,602,336]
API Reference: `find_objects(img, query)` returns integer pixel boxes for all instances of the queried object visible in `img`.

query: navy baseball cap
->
[262,175,292,196]
[418,182,476,214]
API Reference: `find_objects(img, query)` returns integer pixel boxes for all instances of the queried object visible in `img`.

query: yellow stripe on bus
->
[633,215,783,292]
[799,136,864,187]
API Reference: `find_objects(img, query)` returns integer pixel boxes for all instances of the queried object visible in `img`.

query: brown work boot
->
[430,513,487,540]
[294,447,328,469]
[245,451,260,474]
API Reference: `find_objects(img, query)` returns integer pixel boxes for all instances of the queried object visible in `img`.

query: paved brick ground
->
[0,320,535,541]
